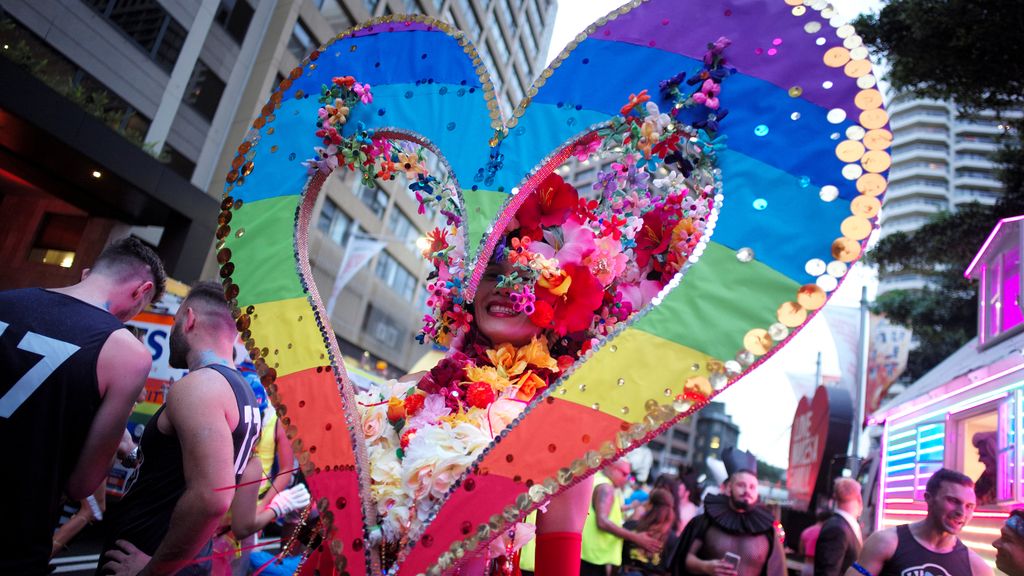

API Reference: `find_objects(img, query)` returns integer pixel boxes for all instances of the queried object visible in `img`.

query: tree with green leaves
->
[853,0,1024,380]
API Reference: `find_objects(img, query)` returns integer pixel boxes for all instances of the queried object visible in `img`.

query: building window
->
[364,0,380,14]
[981,246,1023,342]
[521,15,538,55]
[320,0,356,29]
[215,0,254,44]
[386,208,419,249]
[499,0,517,36]
[183,60,225,122]
[363,304,403,348]
[356,184,389,218]
[375,252,418,300]
[85,0,187,71]
[29,213,88,268]
[317,198,354,247]
[163,145,196,180]
[288,20,315,60]
[490,20,510,61]
[456,0,481,38]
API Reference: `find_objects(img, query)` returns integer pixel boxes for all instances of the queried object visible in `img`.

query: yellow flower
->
[537,269,572,296]
[486,343,527,378]
[465,365,512,391]
[518,336,559,372]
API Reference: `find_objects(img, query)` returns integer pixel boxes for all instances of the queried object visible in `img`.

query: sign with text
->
[788,387,830,511]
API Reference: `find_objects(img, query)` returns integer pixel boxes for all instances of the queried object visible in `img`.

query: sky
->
[545,0,886,468]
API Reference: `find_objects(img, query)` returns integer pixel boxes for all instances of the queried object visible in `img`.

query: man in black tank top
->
[0,238,164,575]
[99,282,261,576]
[848,468,993,576]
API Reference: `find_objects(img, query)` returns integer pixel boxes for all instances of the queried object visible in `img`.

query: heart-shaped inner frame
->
[215,1,891,573]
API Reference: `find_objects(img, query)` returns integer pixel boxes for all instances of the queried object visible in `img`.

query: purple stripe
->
[591,0,870,117]
[349,19,441,38]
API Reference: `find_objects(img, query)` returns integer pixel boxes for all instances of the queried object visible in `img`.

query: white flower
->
[653,170,686,191]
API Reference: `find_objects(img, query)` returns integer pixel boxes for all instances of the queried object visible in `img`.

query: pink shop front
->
[870,216,1024,568]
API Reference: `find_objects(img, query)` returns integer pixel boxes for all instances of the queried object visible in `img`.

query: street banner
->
[821,305,860,394]
[865,314,912,415]
[326,235,387,316]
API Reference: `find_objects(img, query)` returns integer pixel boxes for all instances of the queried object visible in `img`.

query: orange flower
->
[332,76,356,88]
[387,396,406,422]
[620,89,650,116]
[515,370,548,401]
[518,336,559,372]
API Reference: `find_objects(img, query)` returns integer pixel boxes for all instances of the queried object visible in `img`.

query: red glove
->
[534,531,582,576]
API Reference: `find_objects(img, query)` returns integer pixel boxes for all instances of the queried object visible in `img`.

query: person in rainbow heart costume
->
[213,0,894,571]
[344,49,725,573]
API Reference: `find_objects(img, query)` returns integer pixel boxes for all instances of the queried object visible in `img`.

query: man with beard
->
[846,468,992,576]
[0,238,163,575]
[98,282,262,576]
[672,448,786,576]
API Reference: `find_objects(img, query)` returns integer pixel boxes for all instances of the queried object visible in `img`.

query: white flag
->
[326,236,387,316]
[821,305,861,394]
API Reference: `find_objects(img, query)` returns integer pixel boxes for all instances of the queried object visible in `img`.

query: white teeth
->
[489,304,516,315]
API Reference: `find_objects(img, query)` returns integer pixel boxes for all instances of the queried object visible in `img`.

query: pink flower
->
[692,79,721,109]
[585,235,628,286]
[354,82,373,104]
[571,134,602,161]
[544,218,595,267]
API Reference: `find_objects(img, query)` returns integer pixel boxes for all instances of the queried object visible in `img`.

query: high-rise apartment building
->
[878,95,1013,293]
[0,0,558,375]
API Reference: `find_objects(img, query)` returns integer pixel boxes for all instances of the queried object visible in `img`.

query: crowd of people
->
[4,241,1024,576]
[0,239,308,576]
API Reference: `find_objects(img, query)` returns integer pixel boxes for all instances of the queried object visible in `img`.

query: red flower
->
[635,208,671,268]
[466,381,496,409]
[419,352,470,395]
[517,174,579,239]
[529,300,555,329]
[401,428,417,449]
[534,264,604,336]
[404,393,425,416]
[332,76,356,88]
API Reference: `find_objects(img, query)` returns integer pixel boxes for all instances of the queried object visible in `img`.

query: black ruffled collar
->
[703,493,776,535]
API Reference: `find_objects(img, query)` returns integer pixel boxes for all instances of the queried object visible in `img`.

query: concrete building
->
[878,95,1012,293]
[691,401,740,478]
[646,415,697,477]
[0,0,558,374]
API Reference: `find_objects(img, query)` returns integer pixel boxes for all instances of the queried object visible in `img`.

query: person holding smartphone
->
[670,448,787,576]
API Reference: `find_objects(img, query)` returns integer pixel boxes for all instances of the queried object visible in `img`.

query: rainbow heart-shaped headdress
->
[216,1,889,574]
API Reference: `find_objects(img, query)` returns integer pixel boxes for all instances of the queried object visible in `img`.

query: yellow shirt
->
[580,472,624,566]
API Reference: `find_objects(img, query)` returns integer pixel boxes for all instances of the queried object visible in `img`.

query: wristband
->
[851,562,873,576]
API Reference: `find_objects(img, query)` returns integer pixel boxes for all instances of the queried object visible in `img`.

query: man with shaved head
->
[99,282,261,576]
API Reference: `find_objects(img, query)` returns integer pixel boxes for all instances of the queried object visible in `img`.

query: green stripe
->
[463,188,510,261]
[226,195,306,307]
[634,241,799,360]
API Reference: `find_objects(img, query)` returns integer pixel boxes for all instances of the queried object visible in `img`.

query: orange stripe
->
[481,397,627,479]
[274,367,355,467]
